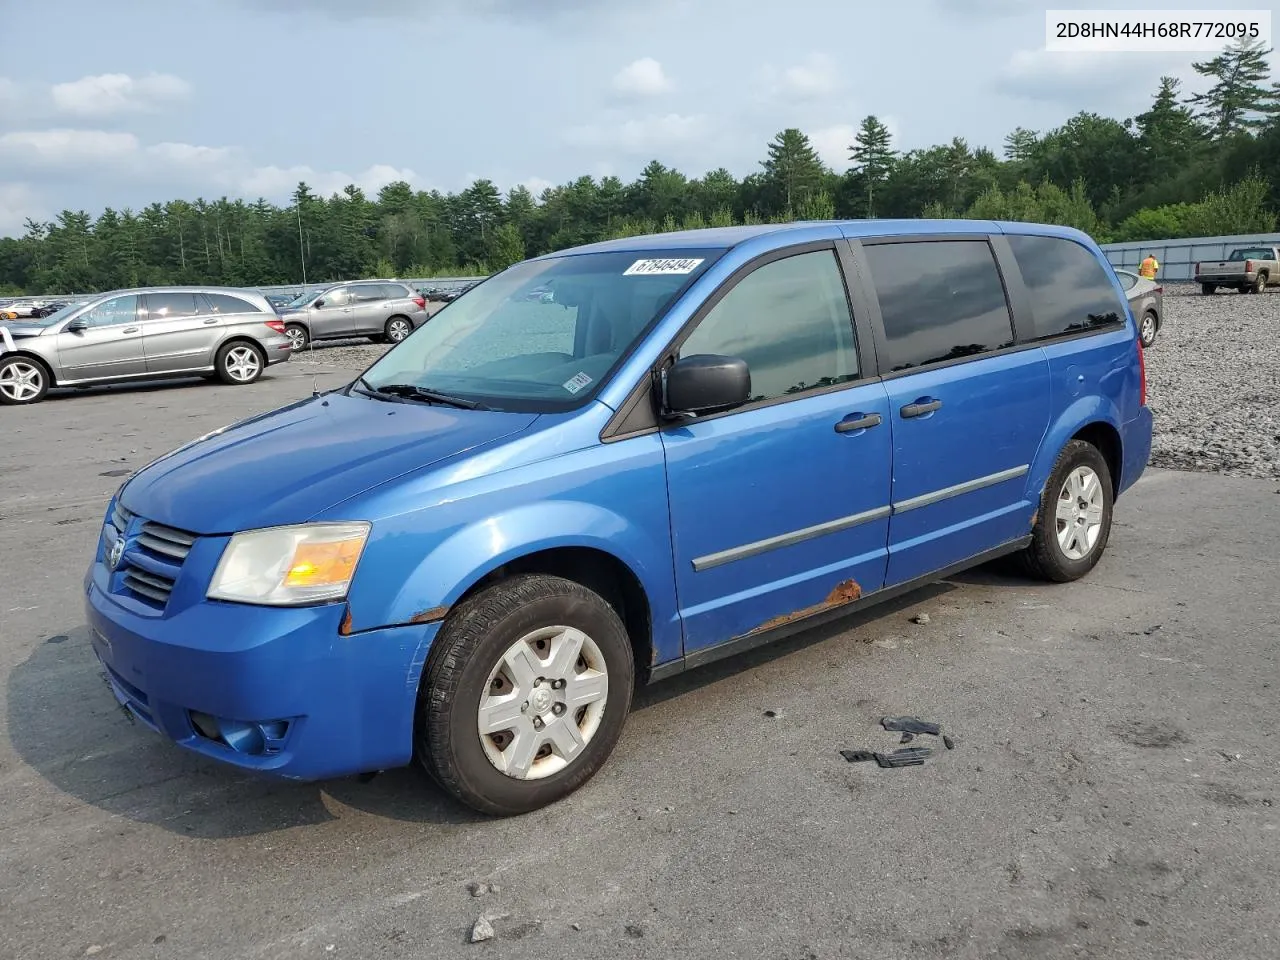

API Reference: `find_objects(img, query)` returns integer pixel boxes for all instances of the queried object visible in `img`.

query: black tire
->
[1200,283,1215,295]
[0,354,52,405]
[1016,440,1114,583]
[214,341,265,386]
[384,315,413,344]
[1252,273,1268,294]
[416,574,635,816]
[1139,310,1159,349]
[284,323,310,351]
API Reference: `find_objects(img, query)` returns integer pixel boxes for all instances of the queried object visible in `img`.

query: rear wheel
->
[416,574,634,816]
[1016,440,1114,583]
[284,323,309,351]
[384,316,413,344]
[1139,310,1158,348]
[0,355,51,405]
[215,342,265,385]
[1200,283,1215,295]
[1252,273,1268,294]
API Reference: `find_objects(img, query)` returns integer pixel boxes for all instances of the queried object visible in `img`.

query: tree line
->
[2,39,1279,295]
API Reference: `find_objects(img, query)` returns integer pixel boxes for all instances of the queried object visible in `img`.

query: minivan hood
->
[119,392,539,534]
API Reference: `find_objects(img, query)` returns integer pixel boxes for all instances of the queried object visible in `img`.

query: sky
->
[0,0,1277,236]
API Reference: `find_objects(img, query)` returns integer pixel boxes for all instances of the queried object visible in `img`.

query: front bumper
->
[84,553,440,781]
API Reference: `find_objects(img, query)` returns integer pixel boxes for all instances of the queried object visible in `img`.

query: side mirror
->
[663,354,751,417]
[65,318,88,333]
[313,299,325,309]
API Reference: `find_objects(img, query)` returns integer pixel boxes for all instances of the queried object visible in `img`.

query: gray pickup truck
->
[1195,245,1278,295]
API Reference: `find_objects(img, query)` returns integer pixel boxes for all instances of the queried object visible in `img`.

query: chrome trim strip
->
[692,506,892,572]
[892,464,1029,514]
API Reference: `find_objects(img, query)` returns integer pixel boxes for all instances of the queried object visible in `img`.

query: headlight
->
[207,522,371,606]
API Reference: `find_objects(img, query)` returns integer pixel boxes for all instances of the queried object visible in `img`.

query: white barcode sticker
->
[623,258,704,276]
[563,372,593,394]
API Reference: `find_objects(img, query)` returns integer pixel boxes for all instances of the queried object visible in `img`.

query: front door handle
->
[121,327,139,334]
[835,412,883,433]
[901,399,942,418]
[203,317,219,325]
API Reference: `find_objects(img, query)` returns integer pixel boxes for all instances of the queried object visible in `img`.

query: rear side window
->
[350,285,386,303]
[1006,235,1125,341]
[206,293,263,314]
[381,283,410,299]
[864,240,1014,372]
[680,249,859,403]
[144,292,204,319]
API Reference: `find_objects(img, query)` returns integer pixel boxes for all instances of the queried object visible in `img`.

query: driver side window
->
[80,295,139,328]
[679,249,860,403]
[320,288,350,307]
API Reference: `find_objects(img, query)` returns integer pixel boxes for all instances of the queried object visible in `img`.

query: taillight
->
[1195,262,1200,274]
[413,296,426,309]
[265,319,287,334]
[1153,286,1162,295]
[1136,336,1147,407]
[1245,260,1253,273]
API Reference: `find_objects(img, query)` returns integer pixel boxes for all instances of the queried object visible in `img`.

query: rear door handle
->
[121,327,139,334]
[203,317,219,325]
[901,399,942,419]
[835,412,883,433]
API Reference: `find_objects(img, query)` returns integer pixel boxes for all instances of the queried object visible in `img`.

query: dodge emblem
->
[108,537,125,570]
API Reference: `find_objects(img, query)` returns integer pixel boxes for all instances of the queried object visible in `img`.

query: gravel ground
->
[293,285,1280,482]
[1146,286,1280,481]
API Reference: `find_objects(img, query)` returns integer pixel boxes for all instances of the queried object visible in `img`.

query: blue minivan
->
[86,220,1153,815]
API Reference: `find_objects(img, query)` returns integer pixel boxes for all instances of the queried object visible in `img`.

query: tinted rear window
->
[382,283,410,299]
[864,239,1015,372]
[1228,248,1273,261]
[1007,235,1125,340]
[206,293,263,314]
[144,292,204,318]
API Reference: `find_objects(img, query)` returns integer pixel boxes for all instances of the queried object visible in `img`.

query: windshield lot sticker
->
[623,258,704,276]
[563,372,593,394]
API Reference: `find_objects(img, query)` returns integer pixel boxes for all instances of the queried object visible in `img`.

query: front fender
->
[347,500,683,666]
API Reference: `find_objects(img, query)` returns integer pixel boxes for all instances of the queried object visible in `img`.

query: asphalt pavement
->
[2,349,1278,960]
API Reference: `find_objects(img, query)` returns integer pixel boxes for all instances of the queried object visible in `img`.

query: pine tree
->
[849,115,896,217]
[1187,38,1278,138]
[761,129,826,212]
[1135,77,1203,181]
[1002,127,1039,162]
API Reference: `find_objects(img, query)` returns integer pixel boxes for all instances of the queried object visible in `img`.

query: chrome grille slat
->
[111,502,134,532]
[137,531,191,560]
[116,518,198,610]
[123,570,173,604]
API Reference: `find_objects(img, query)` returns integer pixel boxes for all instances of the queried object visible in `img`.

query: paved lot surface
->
[3,344,1279,960]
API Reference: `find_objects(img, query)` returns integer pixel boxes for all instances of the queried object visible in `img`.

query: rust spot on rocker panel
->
[743,579,863,638]
[339,607,354,636]
[1030,509,1039,530]
[410,605,450,625]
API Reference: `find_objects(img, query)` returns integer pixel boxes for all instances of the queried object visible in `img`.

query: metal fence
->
[1101,233,1280,281]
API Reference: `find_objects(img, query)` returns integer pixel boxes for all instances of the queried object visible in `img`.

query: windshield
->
[16,301,85,327]
[1228,248,1272,261]
[359,248,723,411]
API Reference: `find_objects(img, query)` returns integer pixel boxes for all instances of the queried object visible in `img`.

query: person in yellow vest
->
[1138,253,1159,280]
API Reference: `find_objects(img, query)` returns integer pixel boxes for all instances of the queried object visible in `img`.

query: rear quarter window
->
[1007,235,1126,341]
[206,293,264,314]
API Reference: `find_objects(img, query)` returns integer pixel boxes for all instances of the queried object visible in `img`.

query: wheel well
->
[219,336,265,357]
[1072,422,1122,496]
[458,547,653,680]
[1,351,56,386]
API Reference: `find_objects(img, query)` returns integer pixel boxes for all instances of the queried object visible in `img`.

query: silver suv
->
[0,286,292,406]
[276,280,429,350]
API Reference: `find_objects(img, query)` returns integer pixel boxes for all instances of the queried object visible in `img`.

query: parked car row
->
[0,287,293,405]
[276,280,430,350]
[1113,268,1162,348]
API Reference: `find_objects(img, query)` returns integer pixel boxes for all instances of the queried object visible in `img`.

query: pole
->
[296,201,308,288]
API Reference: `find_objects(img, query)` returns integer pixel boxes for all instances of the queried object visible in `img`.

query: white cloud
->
[764,53,841,101]
[611,58,673,98]
[564,113,708,155]
[0,183,46,237]
[50,73,191,117]
[519,176,555,196]
[809,124,855,172]
[995,48,1190,104]
[0,129,141,167]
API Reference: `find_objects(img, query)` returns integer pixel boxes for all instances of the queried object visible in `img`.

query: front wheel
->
[284,323,309,351]
[1016,440,1114,583]
[1200,283,1215,295]
[0,356,51,405]
[215,342,265,385]
[416,574,634,816]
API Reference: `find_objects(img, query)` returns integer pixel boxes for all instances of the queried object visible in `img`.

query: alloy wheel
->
[0,360,44,402]
[224,346,261,382]
[1055,465,1105,561]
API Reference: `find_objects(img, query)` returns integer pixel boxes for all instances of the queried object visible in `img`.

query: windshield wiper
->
[368,382,485,410]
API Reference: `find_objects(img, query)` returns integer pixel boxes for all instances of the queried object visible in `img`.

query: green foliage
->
[5,52,1280,294]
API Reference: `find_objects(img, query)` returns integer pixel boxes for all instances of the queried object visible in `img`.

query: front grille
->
[111,501,134,533]
[115,518,198,611]
[137,521,195,562]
